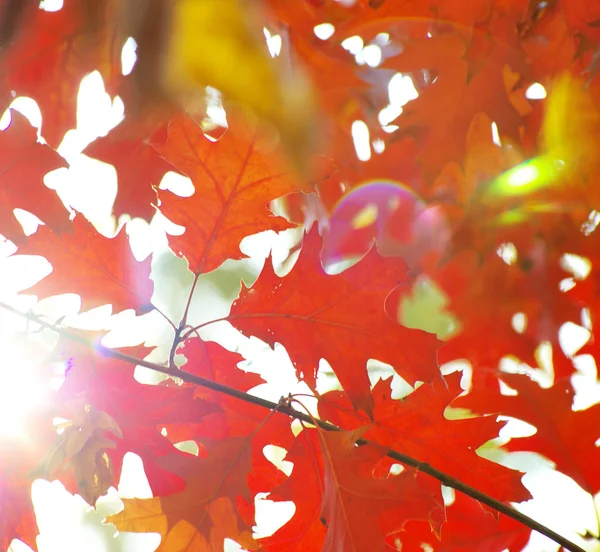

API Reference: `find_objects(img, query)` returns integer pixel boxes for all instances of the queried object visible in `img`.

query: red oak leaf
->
[108,430,280,551]
[319,428,440,552]
[456,373,600,495]
[382,25,526,179]
[259,428,327,552]
[263,427,441,552]
[179,338,264,401]
[165,337,272,444]
[228,228,440,416]
[394,493,531,552]
[0,475,37,551]
[51,339,220,499]
[0,1,123,146]
[162,338,294,502]
[83,120,181,222]
[319,373,530,503]
[0,394,58,550]
[0,109,69,243]
[153,113,307,274]
[17,214,153,314]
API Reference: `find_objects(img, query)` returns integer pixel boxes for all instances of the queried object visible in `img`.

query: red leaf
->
[153,113,307,274]
[0,110,69,242]
[17,215,153,314]
[179,338,264,399]
[83,119,181,222]
[259,429,327,551]
[320,373,530,503]
[0,405,57,550]
[110,440,259,551]
[0,473,38,551]
[110,410,292,551]
[229,227,441,416]
[456,373,600,495]
[383,26,526,178]
[0,2,123,146]
[319,428,440,552]
[394,493,531,552]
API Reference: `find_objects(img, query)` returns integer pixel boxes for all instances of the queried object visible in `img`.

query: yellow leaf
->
[542,73,600,174]
[161,0,316,171]
[107,497,169,539]
[157,520,208,552]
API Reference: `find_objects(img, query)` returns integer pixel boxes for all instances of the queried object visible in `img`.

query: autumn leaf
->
[178,338,264,407]
[40,403,122,505]
[153,112,307,274]
[108,438,260,552]
[228,228,440,416]
[318,428,440,552]
[158,0,316,170]
[259,428,327,551]
[50,339,219,498]
[0,109,69,243]
[0,475,38,552]
[456,373,600,495]
[0,402,57,550]
[17,214,153,314]
[2,1,600,550]
[319,373,530,503]
[83,119,181,222]
[395,493,531,552]
[0,1,123,146]
[382,25,526,178]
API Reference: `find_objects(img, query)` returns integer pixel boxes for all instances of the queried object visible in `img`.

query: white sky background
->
[0,4,600,551]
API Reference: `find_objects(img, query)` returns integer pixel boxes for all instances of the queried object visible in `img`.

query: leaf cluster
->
[1,1,600,552]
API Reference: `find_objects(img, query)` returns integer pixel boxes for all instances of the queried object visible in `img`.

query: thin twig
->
[168,272,201,368]
[0,301,587,552]
[149,304,178,333]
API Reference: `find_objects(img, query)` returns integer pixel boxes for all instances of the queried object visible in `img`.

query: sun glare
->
[0,334,54,438]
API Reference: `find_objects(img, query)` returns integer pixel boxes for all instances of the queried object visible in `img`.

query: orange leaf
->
[457,374,600,496]
[0,1,123,146]
[109,438,259,551]
[17,215,153,314]
[319,428,440,552]
[153,113,307,274]
[0,110,69,243]
[83,119,182,222]
[320,373,530,503]
[229,227,440,416]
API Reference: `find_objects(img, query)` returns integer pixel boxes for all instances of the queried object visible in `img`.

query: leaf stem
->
[169,271,201,368]
[0,301,587,552]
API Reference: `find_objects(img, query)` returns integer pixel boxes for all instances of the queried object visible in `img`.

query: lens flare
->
[322,180,449,270]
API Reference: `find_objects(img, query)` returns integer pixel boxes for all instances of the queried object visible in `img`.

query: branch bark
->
[0,300,587,552]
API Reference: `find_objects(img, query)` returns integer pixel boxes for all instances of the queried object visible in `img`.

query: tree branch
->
[0,301,586,552]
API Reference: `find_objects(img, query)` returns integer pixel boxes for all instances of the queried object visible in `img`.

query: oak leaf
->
[456,373,600,495]
[394,493,531,552]
[319,428,440,552]
[0,110,69,243]
[319,373,530,503]
[229,228,440,416]
[0,1,123,146]
[108,438,260,552]
[83,119,181,222]
[259,428,327,551]
[153,113,307,274]
[51,339,219,498]
[383,27,525,178]
[17,215,153,314]
[40,403,122,505]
